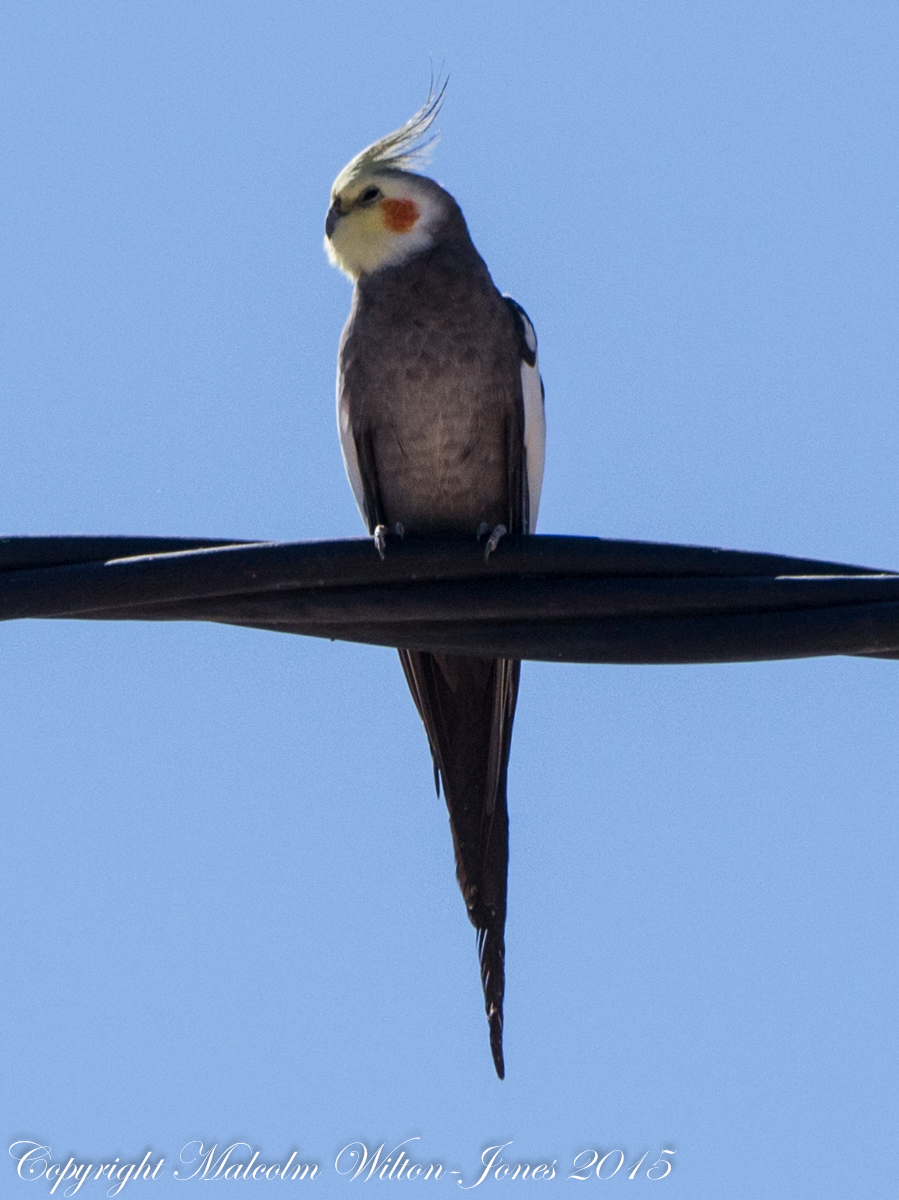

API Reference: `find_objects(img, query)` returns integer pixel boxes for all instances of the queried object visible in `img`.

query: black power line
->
[3,532,899,664]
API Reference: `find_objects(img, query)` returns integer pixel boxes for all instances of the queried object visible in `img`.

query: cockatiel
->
[324,86,545,1078]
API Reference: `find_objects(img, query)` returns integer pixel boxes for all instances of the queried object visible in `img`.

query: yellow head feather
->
[325,80,451,279]
[331,80,447,196]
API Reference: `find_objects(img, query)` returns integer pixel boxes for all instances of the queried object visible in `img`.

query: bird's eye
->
[358,187,382,206]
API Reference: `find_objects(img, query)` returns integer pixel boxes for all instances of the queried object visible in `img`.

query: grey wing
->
[503,296,545,533]
[337,375,368,524]
[337,380,386,534]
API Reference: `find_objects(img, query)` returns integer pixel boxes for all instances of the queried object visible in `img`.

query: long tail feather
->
[399,648,519,1078]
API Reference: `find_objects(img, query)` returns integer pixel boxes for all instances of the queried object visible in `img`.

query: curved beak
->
[325,200,343,240]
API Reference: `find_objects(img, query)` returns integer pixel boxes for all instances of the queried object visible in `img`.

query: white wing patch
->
[518,310,545,533]
[337,382,366,521]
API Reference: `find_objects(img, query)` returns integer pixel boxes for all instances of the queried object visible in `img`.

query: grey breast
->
[338,210,523,535]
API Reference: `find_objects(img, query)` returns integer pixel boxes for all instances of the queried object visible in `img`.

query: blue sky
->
[2,2,897,1197]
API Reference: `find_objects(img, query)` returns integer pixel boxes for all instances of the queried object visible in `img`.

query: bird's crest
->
[332,79,447,193]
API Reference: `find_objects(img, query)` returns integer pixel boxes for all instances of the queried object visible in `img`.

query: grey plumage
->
[338,183,527,536]
[326,102,544,1077]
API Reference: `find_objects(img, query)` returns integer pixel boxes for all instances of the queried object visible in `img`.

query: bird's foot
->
[478,523,507,561]
[373,523,405,558]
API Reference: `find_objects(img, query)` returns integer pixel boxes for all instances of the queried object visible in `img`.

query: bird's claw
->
[373,523,405,558]
[482,523,507,561]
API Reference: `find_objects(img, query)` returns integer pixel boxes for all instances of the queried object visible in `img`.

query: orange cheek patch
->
[382,198,419,233]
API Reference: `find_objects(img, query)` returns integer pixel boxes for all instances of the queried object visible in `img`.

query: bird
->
[324,84,545,1078]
